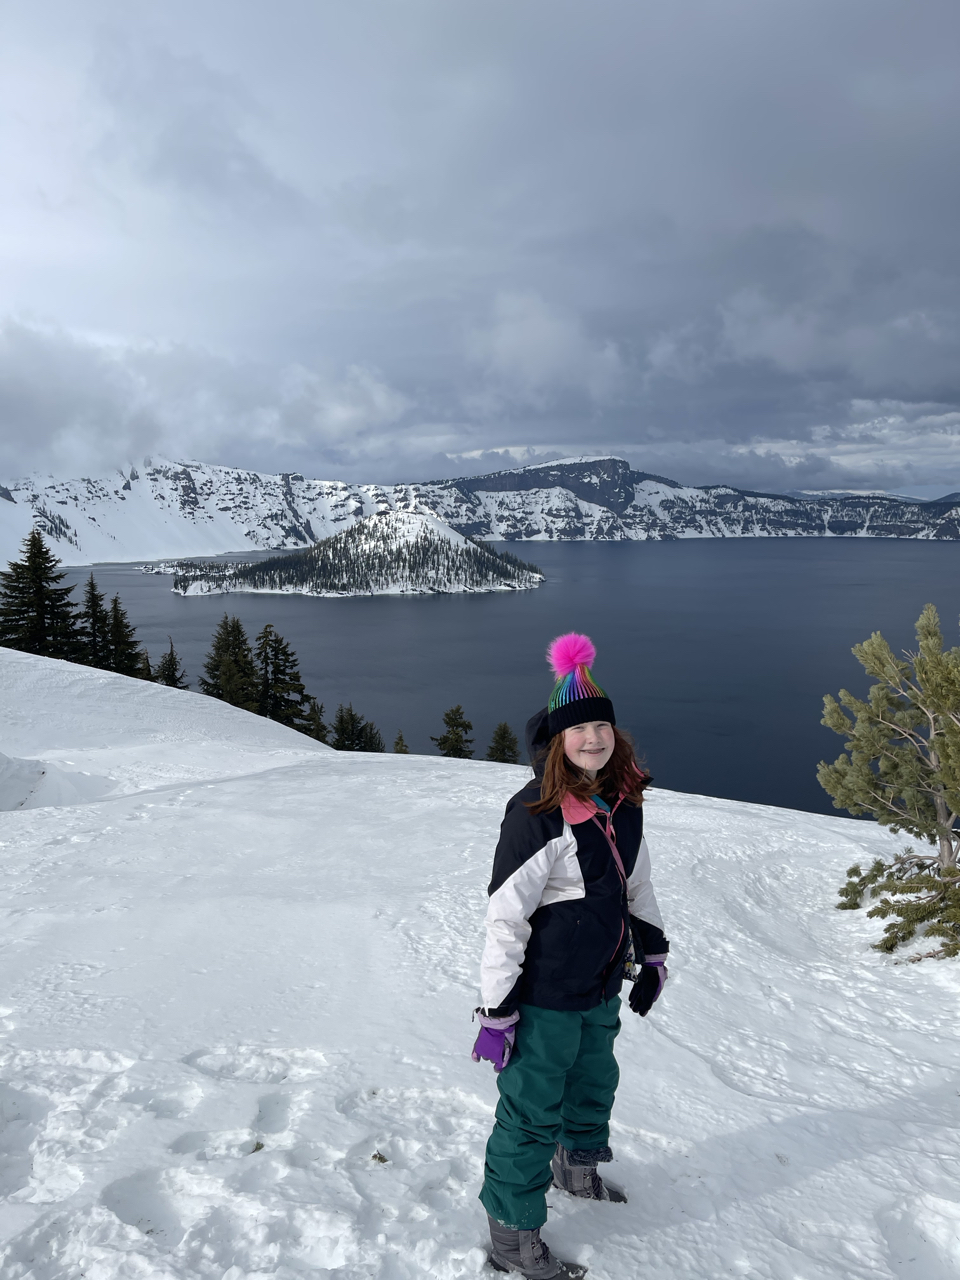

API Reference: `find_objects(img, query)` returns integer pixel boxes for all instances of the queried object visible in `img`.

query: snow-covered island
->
[168,509,544,597]
[2,647,958,1277]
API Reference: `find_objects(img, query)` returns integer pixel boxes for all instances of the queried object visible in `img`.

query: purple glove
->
[472,1011,519,1072]
[627,955,668,1017]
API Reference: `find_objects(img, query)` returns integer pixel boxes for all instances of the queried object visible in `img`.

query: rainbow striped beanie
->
[546,633,616,737]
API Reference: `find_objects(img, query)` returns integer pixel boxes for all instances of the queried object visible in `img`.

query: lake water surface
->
[63,540,960,815]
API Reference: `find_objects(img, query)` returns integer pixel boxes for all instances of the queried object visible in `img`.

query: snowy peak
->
[363,507,475,548]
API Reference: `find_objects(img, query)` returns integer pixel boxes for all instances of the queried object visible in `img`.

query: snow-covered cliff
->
[3,454,960,564]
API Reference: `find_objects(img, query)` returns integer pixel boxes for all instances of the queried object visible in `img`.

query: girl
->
[472,634,669,1278]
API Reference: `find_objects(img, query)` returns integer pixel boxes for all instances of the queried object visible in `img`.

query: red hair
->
[526,726,650,815]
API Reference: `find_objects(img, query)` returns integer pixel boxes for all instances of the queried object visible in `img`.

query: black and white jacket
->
[480,779,669,1014]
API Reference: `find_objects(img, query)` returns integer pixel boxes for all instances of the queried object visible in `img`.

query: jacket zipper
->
[590,806,629,985]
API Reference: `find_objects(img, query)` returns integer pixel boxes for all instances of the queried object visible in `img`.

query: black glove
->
[628,956,668,1016]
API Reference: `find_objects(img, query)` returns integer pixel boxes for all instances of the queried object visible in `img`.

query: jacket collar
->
[560,791,623,826]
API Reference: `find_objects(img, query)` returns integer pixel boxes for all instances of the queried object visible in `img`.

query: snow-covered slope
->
[4,455,960,564]
[0,459,407,565]
[173,509,544,597]
[2,650,959,1278]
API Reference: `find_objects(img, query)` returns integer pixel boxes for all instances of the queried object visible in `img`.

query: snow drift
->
[1,648,959,1278]
[0,751,115,811]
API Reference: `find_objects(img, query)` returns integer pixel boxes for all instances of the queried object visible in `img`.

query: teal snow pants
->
[479,997,622,1230]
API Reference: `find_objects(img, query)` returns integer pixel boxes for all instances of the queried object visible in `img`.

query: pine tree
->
[431,704,474,758]
[199,615,232,697]
[359,720,386,752]
[136,649,154,681]
[819,603,960,959]
[254,624,308,727]
[332,703,384,751]
[77,574,111,669]
[302,697,329,743]
[332,703,363,750]
[154,638,189,688]
[0,529,81,658]
[107,595,142,676]
[198,614,258,711]
[486,721,521,763]
[393,730,410,754]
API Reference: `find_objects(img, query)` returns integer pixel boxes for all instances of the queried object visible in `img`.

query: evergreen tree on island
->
[154,638,189,688]
[107,595,144,676]
[198,614,258,711]
[393,730,410,754]
[0,530,81,659]
[78,574,111,669]
[332,703,385,752]
[486,722,521,763]
[254,624,308,728]
[432,705,474,758]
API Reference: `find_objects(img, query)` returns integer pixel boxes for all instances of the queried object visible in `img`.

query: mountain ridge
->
[3,454,960,564]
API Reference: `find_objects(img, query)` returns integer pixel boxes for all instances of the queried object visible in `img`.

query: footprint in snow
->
[336,1085,491,1217]
[182,1045,329,1083]
[101,1169,185,1247]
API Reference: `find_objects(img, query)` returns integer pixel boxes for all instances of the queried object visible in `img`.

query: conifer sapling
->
[819,604,960,959]
[107,595,142,676]
[431,705,474,758]
[332,703,384,752]
[486,722,521,763]
[154,638,189,688]
[303,697,329,743]
[254,623,308,727]
[199,615,258,711]
[78,574,111,669]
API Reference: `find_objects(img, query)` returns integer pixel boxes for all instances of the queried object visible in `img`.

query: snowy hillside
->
[170,509,544,597]
[0,458,406,566]
[2,650,959,1278]
[4,455,960,565]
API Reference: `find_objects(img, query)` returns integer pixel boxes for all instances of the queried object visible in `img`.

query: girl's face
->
[562,721,615,778]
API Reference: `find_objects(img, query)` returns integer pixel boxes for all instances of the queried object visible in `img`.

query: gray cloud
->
[92,34,308,223]
[1,0,959,492]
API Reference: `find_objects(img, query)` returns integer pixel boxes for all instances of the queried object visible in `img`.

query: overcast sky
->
[1,0,959,494]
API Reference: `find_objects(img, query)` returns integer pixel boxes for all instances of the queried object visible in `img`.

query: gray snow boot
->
[487,1214,587,1278]
[550,1144,627,1203]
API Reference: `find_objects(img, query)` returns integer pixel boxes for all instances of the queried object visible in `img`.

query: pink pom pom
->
[547,632,597,677]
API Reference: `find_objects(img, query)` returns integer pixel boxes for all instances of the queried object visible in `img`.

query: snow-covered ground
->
[2,649,959,1279]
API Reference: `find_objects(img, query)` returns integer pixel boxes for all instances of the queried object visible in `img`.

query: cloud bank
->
[1,0,959,493]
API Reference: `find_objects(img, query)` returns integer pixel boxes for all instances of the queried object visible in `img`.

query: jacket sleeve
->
[627,835,669,958]
[480,794,564,1014]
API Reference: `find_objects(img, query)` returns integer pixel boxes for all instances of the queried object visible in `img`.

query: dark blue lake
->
[62,540,960,815]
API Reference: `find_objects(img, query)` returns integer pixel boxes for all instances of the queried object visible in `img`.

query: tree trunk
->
[932,788,958,870]
[940,832,959,870]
